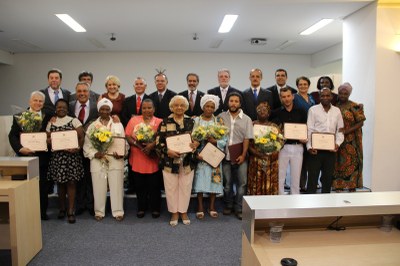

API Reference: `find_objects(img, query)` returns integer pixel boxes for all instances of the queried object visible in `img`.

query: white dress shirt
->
[47,87,63,104]
[306,103,344,150]
[74,100,90,123]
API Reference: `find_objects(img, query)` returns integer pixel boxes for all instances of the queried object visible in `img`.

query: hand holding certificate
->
[20,132,48,152]
[166,133,193,154]
[107,137,126,157]
[51,130,79,151]
[284,123,307,140]
[199,142,225,168]
[311,132,335,151]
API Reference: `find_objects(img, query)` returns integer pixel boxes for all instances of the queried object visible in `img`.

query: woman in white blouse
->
[83,98,126,221]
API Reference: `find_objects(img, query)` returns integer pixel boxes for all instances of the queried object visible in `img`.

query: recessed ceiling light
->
[300,19,333,35]
[55,14,86,32]
[218,15,238,33]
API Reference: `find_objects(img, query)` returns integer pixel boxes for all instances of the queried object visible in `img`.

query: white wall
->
[343,2,400,192]
[0,51,337,115]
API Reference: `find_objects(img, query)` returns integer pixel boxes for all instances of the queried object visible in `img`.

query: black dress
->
[47,119,84,183]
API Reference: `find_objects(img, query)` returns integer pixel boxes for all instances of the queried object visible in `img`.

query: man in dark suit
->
[266,68,297,110]
[121,77,150,127]
[178,73,204,117]
[40,68,71,116]
[70,71,100,103]
[8,91,52,220]
[207,68,241,115]
[149,73,176,119]
[242,68,273,121]
[68,82,98,216]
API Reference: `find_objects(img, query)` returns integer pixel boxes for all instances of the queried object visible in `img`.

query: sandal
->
[115,215,124,222]
[58,210,66,219]
[196,212,205,220]
[94,215,103,221]
[208,210,219,218]
[67,212,76,224]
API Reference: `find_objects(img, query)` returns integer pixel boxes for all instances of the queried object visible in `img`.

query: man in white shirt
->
[306,88,344,193]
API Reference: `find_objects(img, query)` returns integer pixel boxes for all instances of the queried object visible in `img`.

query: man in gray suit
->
[70,71,100,103]
[69,82,98,216]
[242,68,273,121]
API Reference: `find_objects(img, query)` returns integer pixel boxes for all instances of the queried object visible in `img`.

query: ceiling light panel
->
[218,15,238,33]
[55,14,86,33]
[300,19,334,36]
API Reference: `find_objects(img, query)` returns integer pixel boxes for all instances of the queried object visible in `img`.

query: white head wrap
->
[200,94,220,111]
[97,98,113,111]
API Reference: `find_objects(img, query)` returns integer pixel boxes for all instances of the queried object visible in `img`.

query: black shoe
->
[284,184,290,190]
[41,214,50,220]
[75,208,86,216]
[125,188,135,195]
[151,212,160,219]
[88,208,95,216]
[235,212,242,220]
[57,210,66,219]
[223,208,232,215]
[137,211,145,218]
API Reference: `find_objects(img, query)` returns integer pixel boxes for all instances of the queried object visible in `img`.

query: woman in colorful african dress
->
[333,83,366,192]
[247,102,280,195]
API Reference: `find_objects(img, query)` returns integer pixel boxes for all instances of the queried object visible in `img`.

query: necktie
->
[54,90,59,103]
[253,89,258,102]
[78,104,86,123]
[189,92,194,111]
[158,93,163,102]
[136,96,141,114]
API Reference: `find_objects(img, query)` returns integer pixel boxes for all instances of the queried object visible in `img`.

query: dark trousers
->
[76,157,94,211]
[134,170,161,212]
[307,151,336,194]
[38,153,50,216]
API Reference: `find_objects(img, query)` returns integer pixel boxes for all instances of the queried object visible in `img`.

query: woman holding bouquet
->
[192,94,227,219]
[125,99,162,218]
[247,102,281,195]
[47,99,84,223]
[156,95,199,226]
[83,98,126,221]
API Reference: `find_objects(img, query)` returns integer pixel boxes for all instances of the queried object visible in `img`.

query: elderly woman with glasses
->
[156,95,199,226]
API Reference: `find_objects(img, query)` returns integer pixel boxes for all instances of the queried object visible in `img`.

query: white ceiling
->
[0,0,373,55]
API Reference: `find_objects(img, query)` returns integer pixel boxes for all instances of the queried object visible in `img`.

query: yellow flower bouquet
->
[89,125,113,152]
[191,125,208,142]
[15,111,42,132]
[254,127,284,154]
[207,124,229,140]
[133,123,155,143]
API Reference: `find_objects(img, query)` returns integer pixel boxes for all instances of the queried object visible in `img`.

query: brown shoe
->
[223,208,232,215]
[115,216,124,222]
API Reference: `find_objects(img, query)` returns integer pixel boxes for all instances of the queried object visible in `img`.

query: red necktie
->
[136,96,141,114]
[78,104,86,123]
[189,92,194,111]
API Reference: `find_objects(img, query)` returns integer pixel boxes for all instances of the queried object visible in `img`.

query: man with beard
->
[178,73,204,117]
[306,88,344,194]
[219,92,253,220]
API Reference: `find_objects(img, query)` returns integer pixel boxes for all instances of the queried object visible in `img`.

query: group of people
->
[8,67,365,226]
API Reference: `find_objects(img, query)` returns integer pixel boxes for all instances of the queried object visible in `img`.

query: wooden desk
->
[0,157,42,266]
[242,192,400,266]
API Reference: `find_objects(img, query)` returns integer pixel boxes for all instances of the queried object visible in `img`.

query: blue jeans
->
[222,160,248,213]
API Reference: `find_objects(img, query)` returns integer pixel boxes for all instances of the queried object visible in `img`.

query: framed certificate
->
[166,133,193,154]
[253,124,276,137]
[311,132,335,150]
[199,142,225,168]
[107,137,126,156]
[51,130,79,151]
[20,132,48,152]
[284,123,307,140]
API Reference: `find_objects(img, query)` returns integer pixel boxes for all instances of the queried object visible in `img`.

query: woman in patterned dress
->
[247,102,280,195]
[333,83,366,192]
[192,94,227,219]
[47,99,84,223]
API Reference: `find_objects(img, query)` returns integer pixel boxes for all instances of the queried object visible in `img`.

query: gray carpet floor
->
[28,197,242,266]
